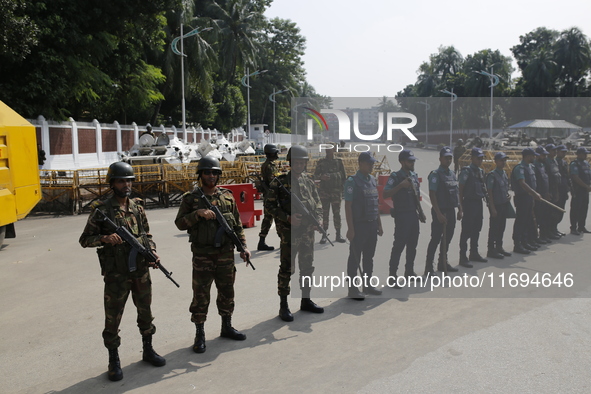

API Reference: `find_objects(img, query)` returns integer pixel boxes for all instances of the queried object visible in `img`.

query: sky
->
[265,0,591,98]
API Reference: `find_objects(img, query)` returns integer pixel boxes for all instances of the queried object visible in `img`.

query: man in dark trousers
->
[532,146,553,244]
[555,145,570,236]
[486,152,512,259]
[544,144,563,239]
[425,146,462,275]
[344,152,384,300]
[458,147,488,267]
[384,149,426,285]
[511,148,542,254]
[569,147,591,235]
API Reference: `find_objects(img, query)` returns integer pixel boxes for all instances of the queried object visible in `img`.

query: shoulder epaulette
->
[132,197,145,207]
[90,200,105,210]
[218,187,233,194]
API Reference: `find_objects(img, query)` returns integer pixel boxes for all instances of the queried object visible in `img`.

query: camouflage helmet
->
[287,145,309,161]
[197,156,222,173]
[264,144,279,155]
[107,162,135,184]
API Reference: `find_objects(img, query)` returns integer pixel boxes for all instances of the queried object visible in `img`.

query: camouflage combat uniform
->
[79,197,156,350]
[175,187,246,324]
[265,171,322,296]
[259,158,279,238]
[314,156,346,233]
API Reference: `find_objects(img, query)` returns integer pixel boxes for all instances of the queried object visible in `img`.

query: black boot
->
[347,286,365,300]
[335,230,346,243]
[497,246,512,257]
[220,316,246,340]
[469,253,488,263]
[142,335,166,366]
[513,243,530,254]
[487,249,504,259]
[300,298,324,313]
[459,255,473,268]
[193,323,206,353]
[279,295,294,321]
[257,236,274,251]
[107,348,123,381]
[319,234,328,244]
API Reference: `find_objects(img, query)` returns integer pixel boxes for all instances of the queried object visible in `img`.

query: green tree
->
[0,0,39,59]
[554,27,591,97]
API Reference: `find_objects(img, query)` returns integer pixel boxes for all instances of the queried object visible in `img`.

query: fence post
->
[132,122,139,145]
[94,119,102,164]
[114,120,122,154]
[38,115,50,156]
[69,117,79,167]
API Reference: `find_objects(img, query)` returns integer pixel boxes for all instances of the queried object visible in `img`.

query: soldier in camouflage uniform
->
[265,145,324,321]
[175,157,250,354]
[79,162,165,382]
[257,144,279,251]
[314,143,347,243]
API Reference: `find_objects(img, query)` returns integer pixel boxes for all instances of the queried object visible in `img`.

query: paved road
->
[1,148,590,393]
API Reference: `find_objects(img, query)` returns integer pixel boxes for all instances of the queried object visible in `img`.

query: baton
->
[539,198,566,213]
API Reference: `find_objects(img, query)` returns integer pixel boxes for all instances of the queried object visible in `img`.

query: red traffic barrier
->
[220,183,263,228]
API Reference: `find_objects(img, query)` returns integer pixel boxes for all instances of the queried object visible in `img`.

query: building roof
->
[508,119,582,129]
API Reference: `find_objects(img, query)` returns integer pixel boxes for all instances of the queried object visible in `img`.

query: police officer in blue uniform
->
[486,152,512,259]
[569,147,591,235]
[544,144,563,239]
[344,152,384,300]
[458,147,488,267]
[555,144,570,236]
[425,146,462,275]
[511,148,542,254]
[533,146,553,243]
[384,149,426,285]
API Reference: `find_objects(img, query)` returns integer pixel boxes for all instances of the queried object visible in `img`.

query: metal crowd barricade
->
[37,169,77,214]
[76,167,110,213]
[132,164,164,208]
[161,163,199,207]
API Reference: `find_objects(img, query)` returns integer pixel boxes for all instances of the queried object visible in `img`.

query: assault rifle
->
[272,177,334,247]
[476,168,490,208]
[195,187,255,270]
[407,176,426,223]
[93,209,180,287]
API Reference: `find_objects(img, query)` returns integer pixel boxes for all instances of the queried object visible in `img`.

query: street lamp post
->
[440,89,457,147]
[419,100,430,146]
[241,68,268,139]
[269,88,289,134]
[475,64,500,138]
[171,24,212,137]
